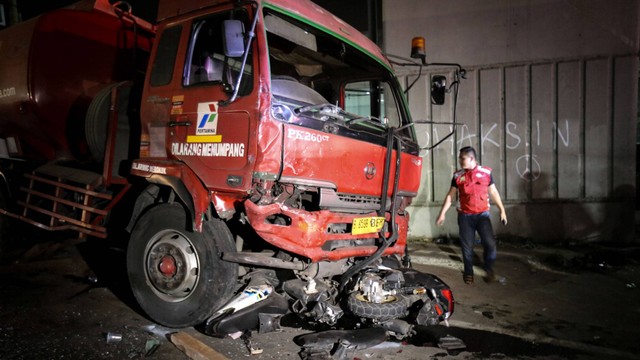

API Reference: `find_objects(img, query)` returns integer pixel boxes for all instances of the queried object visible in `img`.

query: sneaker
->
[484,271,496,283]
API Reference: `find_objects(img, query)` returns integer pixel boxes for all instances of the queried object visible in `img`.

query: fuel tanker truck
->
[0,0,457,339]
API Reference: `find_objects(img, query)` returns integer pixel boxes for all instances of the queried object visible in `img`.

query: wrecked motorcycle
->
[205,253,454,340]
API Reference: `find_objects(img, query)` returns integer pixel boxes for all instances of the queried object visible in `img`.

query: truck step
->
[35,164,104,187]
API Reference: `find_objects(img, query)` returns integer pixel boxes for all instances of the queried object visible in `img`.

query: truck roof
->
[157,0,390,69]
[72,0,155,33]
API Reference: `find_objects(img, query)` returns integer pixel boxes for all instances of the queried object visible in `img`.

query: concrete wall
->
[382,0,639,243]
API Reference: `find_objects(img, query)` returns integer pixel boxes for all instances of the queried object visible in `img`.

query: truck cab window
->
[150,26,182,87]
[183,11,253,96]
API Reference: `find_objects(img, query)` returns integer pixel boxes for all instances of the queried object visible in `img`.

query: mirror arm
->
[419,71,462,151]
[386,55,467,152]
[221,2,260,106]
[404,62,423,94]
[403,64,463,151]
[422,130,456,151]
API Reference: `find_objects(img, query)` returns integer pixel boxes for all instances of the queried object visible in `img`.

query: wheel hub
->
[159,255,177,277]
[145,231,199,302]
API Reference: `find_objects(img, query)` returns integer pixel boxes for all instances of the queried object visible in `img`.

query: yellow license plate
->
[351,216,385,235]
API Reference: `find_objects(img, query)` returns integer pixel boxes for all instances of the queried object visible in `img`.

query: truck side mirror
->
[223,20,245,57]
[431,75,447,105]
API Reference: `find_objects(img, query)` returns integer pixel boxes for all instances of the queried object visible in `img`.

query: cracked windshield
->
[264,10,412,138]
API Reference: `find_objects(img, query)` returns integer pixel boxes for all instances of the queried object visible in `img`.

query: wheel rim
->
[356,293,398,304]
[144,230,200,302]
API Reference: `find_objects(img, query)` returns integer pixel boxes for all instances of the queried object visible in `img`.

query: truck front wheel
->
[127,203,238,327]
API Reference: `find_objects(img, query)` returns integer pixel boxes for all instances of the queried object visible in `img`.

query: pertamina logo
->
[197,102,219,135]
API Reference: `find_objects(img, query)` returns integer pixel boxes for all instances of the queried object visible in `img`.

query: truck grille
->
[319,188,389,212]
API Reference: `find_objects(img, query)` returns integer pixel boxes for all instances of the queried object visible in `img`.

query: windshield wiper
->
[345,116,387,130]
[294,103,346,121]
[295,104,387,131]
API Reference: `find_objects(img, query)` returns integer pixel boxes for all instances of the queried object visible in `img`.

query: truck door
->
[167,9,257,193]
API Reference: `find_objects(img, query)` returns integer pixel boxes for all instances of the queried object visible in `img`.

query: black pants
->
[457,211,497,276]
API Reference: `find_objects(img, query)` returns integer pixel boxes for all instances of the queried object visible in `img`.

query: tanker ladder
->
[0,164,130,239]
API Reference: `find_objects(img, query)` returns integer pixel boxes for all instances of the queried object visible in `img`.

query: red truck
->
[0,0,454,338]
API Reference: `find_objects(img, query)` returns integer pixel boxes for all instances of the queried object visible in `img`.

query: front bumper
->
[244,199,409,262]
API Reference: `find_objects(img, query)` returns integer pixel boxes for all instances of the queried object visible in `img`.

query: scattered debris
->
[258,313,283,334]
[145,339,160,356]
[295,327,387,360]
[105,332,122,344]
[169,331,229,360]
[142,324,173,337]
[241,330,263,356]
[437,335,466,352]
[481,311,494,320]
[369,341,402,350]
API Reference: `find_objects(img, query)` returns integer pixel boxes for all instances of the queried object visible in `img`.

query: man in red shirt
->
[436,147,507,284]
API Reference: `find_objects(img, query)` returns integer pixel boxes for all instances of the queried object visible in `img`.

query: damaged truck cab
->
[135,0,420,259]
[0,0,454,337]
[128,0,452,333]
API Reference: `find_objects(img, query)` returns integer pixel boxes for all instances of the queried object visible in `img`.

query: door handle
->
[168,121,192,127]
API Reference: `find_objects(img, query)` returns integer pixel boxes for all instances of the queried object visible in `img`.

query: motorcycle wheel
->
[346,292,408,322]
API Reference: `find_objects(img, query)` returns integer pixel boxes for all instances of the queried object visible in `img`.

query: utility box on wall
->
[384,0,639,243]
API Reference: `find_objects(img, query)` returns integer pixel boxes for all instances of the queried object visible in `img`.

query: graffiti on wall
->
[422,119,572,182]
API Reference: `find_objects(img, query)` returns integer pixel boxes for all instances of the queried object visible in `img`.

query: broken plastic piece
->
[309,301,343,325]
[145,339,160,356]
[216,285,272,315]
[295,327,387,354]
[204,293,290,336]
[380,319,414,340]
[258,313,283,334]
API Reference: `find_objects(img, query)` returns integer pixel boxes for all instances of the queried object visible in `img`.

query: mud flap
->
[204,293,290,336]
[294,327,387,360]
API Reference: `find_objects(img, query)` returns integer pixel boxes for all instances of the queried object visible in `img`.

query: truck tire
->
[127,203,238,327]
[347,293,408,322]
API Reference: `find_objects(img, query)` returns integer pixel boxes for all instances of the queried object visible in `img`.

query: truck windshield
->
[264,10,414,141]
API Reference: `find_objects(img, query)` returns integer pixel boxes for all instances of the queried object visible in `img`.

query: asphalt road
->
[0,235,638,360]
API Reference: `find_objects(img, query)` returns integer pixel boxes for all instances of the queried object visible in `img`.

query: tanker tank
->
[0,0,154,162]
